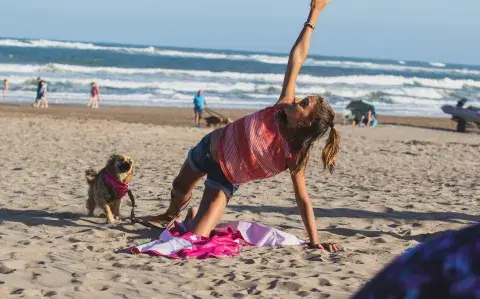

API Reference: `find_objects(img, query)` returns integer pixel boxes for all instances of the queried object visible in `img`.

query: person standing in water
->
[193,90,206,127]
[33,77,42,107]
[38,80,48,108]
[88,82,100,108]
[2,79,8,100]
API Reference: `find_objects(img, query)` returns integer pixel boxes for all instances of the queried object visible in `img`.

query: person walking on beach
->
[2,79,8,100]
[144,0,341,252]
[33,77,42,107]
[193,90,206,127]
[88,82,100,108]
[37,80,48,108]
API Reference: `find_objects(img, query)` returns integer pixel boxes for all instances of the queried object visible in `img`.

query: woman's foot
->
[142,213,182,229]
[185,207,198,222]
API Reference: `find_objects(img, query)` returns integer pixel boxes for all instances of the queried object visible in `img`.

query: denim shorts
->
[187,133,239,199]
[194,107,203,116]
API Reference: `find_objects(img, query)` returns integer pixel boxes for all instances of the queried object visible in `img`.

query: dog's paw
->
[113,216,124,225]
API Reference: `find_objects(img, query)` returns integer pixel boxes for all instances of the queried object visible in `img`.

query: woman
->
[145,0,340,252]
[88,82,100,108]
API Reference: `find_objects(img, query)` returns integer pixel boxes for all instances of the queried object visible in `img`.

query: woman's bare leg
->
[194,111,200,127]
[185,207,198,221]
[146,159,205,226]
[191,186,227,237]
[40,97,47,108]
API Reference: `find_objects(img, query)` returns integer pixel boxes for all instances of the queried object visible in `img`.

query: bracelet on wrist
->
[304,22,315,31]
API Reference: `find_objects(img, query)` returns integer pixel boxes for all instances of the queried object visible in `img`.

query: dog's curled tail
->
[85,168,98,185]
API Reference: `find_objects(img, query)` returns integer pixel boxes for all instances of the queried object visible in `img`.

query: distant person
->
[360,108,378,127]
[2,79,8,100]
[33,77,42,107]
[456,98,468,108]
[193,90,206,127]
[367,108,377,127]
[88,82,100,108]
[37,80,48,108]
[454,98,469,132]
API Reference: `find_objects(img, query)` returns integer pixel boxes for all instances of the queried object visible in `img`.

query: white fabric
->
[133,221,304,256]
[134,229,193,255]
[220,221,305,246]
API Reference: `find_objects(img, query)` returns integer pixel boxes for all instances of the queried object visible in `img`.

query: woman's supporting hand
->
[307,242,342,252]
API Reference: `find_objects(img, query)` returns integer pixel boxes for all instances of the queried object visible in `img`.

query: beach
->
[0,102,462,129]
[0,104,479,298]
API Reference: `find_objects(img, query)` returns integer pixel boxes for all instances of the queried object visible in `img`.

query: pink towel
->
[131,221,304,259]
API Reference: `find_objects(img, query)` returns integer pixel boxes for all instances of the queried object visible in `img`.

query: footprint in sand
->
[318,278,333,286]
[0,260,30,274]
[86,271,117,280]
[42,290,58,297]
[310,289,331,298]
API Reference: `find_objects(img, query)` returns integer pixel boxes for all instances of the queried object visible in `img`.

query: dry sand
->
[0,104,479,299]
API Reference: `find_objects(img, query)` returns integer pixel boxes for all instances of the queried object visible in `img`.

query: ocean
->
[0,38,479,117]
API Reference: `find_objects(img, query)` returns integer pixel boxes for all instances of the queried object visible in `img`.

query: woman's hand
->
[277,0,331,103]
[307,242,342,252]
[311,0,331,12]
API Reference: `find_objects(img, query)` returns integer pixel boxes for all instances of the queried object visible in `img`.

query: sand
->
[0,104,479,299]
[0,103,465,130]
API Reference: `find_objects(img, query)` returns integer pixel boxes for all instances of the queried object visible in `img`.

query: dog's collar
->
[104,171,129,202]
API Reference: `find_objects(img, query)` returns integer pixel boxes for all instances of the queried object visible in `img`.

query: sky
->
[1,0,479,65]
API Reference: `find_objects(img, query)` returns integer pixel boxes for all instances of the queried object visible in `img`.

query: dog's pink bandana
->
[104,172,128,198]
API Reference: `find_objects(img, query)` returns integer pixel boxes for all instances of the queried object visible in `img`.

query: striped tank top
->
[218,105,292,184]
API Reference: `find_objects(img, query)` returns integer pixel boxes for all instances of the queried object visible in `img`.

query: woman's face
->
[284,96,317,128]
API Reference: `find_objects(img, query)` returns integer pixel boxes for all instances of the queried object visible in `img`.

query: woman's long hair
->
[284,96,340,175]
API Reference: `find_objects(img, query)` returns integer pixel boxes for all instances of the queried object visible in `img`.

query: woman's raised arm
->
[277,0,331,104]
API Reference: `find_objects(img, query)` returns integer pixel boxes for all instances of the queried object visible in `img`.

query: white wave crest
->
[4,72,480,96]
[2,90,273,108]
[1,39,479,76]
[383,87,445,99]
[0,39,286,64]
[2,63,480,90]
[429,62,446,67]
[306,60,479,75]
[3,75,277,93]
